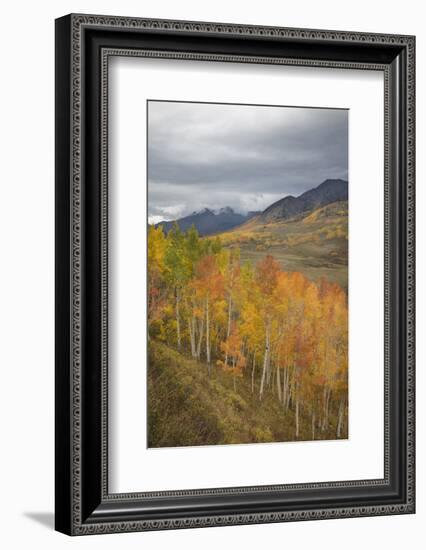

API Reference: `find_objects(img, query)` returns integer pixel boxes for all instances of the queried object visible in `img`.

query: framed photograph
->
[55,14,415,535]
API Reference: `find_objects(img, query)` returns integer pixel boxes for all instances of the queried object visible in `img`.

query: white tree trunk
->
[322,387,330,431]
[286,367,293,410]
[196,318,204,359]
[324,388,331,431]
[205,296,211,373]
[251,355,256,394]
[259,324,270,400]
[224,294,232,367]
[188,316,196,357]
[337,398,344,438]
[295,395,300,438]
[276,365,282,403]
[282,367,288,408]
[176,288,181,349]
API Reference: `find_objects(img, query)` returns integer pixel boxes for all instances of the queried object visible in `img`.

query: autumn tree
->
[147,224,348,441]
[217,323,247,390]
[147,225,167,338]
[255,255,281,400]
[183,225,202,357]
[222,248,241,368]
[193,254,224,374]
[164,223,191,349]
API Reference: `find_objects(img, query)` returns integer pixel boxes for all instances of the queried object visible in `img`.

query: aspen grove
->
[148,223,348,441]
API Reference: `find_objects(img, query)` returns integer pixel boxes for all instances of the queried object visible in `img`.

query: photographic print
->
[147,100,348,448]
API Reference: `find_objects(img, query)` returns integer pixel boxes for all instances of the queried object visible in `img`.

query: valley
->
[219,200,348,289]
[156,179,348,289]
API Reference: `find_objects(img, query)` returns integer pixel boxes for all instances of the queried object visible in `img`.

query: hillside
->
[259,178,348,223]
[148,341,345,448]
[218,200,348,289]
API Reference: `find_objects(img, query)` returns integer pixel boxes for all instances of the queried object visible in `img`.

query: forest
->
[147,222,348,447]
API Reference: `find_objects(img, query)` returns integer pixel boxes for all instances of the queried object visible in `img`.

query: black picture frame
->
[55,13,415,535]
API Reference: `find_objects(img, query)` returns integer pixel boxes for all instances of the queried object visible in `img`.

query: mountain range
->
[156,207,260,236]
[155,178,348,236]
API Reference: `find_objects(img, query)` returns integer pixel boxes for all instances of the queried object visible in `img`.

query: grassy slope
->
[218,201,348,289]
[148,340,346,448]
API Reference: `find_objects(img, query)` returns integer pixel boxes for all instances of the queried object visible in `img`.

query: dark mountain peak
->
[189,207,214,216]
[200,207,214,215]
[261,194,301,222]
[260,179,348,223]
[218,206,235,215]
[157,206,252,236]
[316,178,347,189]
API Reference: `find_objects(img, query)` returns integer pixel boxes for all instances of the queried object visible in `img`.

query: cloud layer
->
[148,101,348,222]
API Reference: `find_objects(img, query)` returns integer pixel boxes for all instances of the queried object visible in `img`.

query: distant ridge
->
[156,208,260,237]
[155,179,348,236]
[259,179,348,223]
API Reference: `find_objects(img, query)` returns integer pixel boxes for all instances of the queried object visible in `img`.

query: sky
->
[147,100,348,224]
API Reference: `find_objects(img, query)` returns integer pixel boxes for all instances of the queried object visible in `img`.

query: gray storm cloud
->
[147,100,348,222]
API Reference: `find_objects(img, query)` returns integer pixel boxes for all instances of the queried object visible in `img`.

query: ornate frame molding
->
[55,14,415,535]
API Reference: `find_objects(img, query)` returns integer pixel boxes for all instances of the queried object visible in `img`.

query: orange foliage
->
[148,224,348,438]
